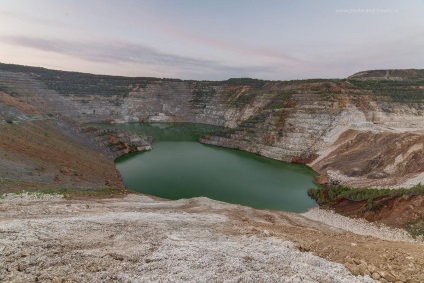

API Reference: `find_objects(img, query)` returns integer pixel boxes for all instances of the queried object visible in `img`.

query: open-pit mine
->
[1,63,424,282]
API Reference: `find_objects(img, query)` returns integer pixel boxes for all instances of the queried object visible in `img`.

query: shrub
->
[308,183,424,204]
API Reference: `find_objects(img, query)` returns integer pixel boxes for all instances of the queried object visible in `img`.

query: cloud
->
[2,35,278,79]
[152,23,312,69]
[2,36,217,66]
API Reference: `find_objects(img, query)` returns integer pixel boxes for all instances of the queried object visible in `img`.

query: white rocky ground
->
[302,208,421,243]
[0,193,377,283]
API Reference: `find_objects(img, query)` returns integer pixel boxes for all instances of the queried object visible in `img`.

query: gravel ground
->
[301,207,422,243]
[0,194,376,283]
[1,191,63,201]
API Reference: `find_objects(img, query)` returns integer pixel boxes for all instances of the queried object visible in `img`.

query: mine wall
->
[1,66,424,188]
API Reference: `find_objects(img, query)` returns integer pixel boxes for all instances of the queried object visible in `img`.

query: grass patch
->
[0,178,23,186]
[308,183,424,204]
[225,78,267,88]
[308,184,424,237]
[265,90,296,109]
[406,221,424,238]
[347,79,424,102]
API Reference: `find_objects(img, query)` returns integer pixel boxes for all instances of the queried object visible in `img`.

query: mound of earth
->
[1,193,423,282]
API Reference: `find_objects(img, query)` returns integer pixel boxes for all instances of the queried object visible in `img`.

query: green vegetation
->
[0,178,20,187]
[348,79,424,102]
[225,78,267,88]
[309,184,424,237]
[219,78,268,106]
[390,69,424,79]
[308,183,424,204]
[406,221,424,238]
[193,87,216,97]
[235,90,259,103]
[266,90,296,109]
[190,86,217,105]
[2,62,423,103]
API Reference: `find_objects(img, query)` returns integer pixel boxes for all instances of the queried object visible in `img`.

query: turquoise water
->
[106,123,317,212]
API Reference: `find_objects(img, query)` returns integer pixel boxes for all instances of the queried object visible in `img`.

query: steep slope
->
[311,130,424,187]
[0,121,125,192]
[0,70,125,192]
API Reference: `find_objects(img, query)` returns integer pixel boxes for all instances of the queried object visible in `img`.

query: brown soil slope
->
[0,121,124,192]
[312,129,424,187]
[0,70,125,192]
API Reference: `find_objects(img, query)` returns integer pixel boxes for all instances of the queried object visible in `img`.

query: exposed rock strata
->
[1,63,424,187]
[311,130,424,187]
[81,126,153,159]
[1,64,424,282]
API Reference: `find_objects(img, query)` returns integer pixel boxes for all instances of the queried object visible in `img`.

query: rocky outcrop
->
[81,126,153,159]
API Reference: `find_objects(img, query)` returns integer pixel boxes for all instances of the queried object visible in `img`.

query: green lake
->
[106,123,318,212]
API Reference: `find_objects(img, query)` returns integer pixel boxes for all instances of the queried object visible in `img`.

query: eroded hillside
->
[0,69,125,192]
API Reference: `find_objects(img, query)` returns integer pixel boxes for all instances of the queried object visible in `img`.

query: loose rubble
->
[0,195,380,283]
[0,191,63,201]
[302,207,421,243]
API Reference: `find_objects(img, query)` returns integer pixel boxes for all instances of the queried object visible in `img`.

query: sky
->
[0,0,423,80]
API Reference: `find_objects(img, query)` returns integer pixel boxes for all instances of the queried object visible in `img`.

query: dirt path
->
[1,194,423,282]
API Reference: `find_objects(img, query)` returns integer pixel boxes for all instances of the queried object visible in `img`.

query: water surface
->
[105,123,318,212]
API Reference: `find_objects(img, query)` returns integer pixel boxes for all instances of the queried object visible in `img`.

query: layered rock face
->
[0,70,126,190]
[1,63,424,188]
[82,126,153,159]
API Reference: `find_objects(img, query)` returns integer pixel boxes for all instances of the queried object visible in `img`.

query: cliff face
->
[1,63,424,188]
